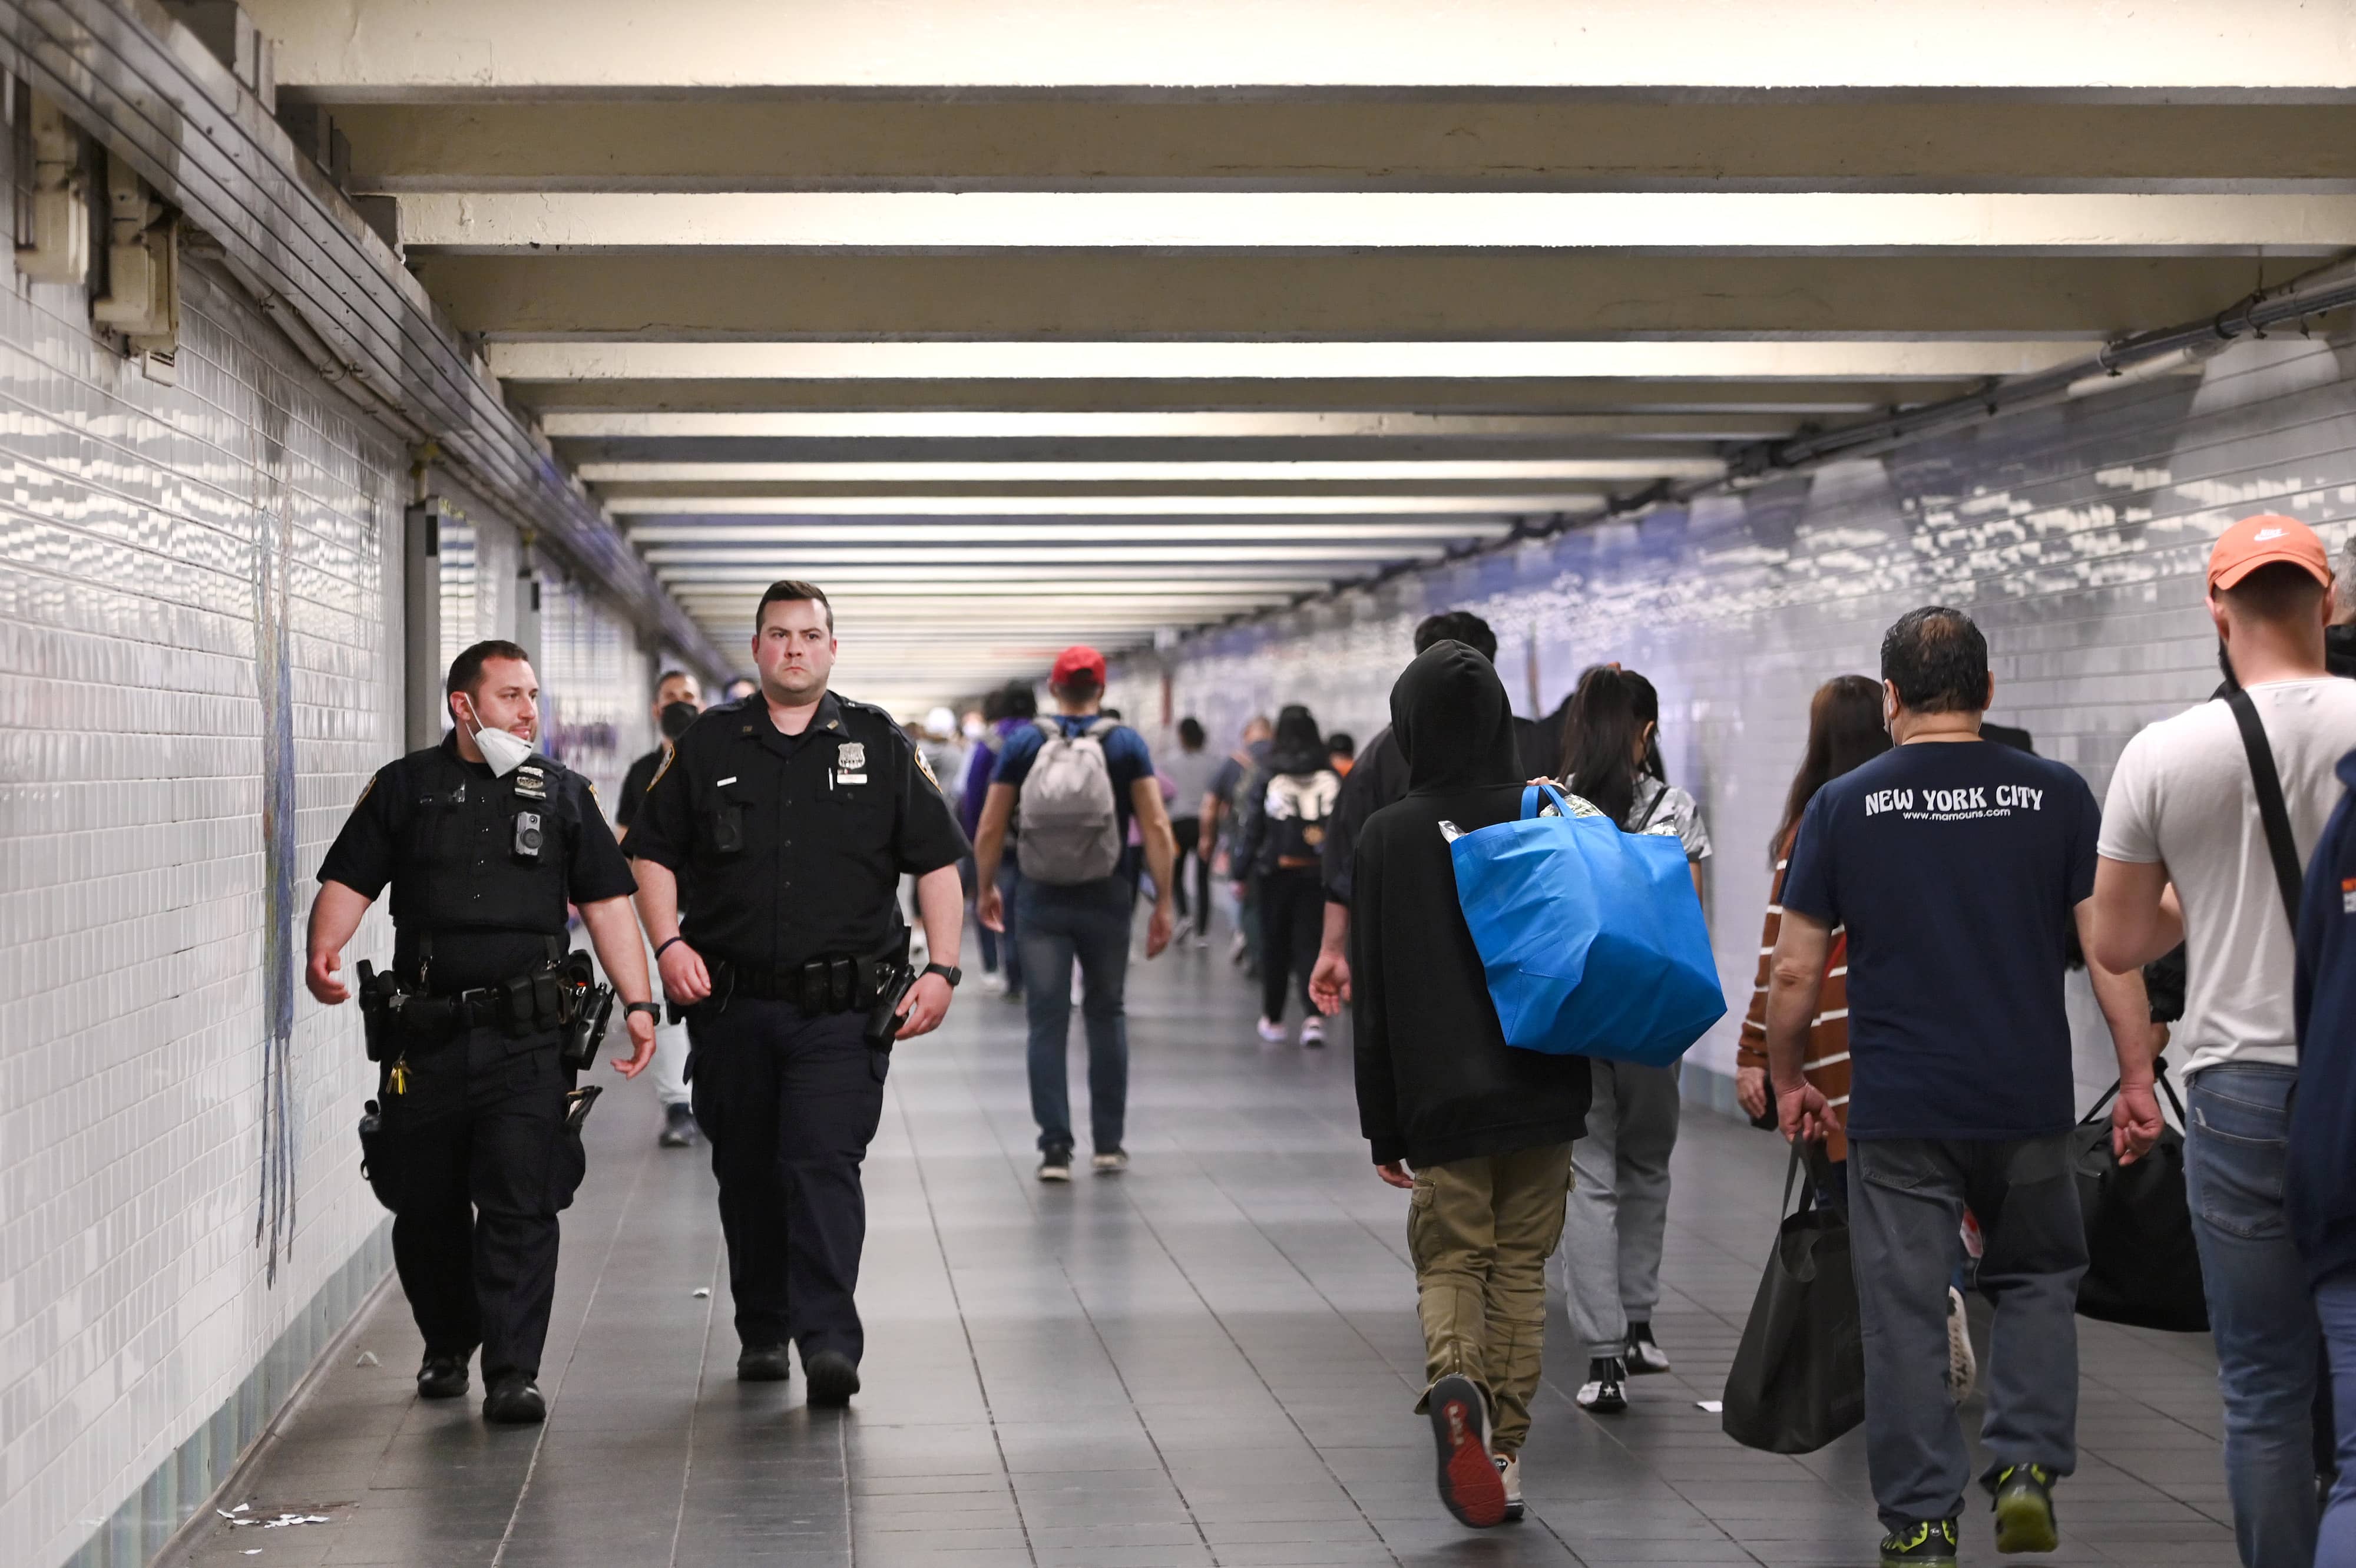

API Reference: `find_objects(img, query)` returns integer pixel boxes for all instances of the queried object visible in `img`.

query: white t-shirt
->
[2099,677,2356,1076]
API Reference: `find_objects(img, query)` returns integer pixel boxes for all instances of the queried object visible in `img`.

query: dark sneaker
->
[1425,1373,1507,1528]
[804,1349,861,1408]
[1038,1145,1073,1182]
[1091,1149,1129,1175]
[1991,1464,2059,1553]
[736,1344,792,1382]
[481,1375,545,1425]
[659,1102,699,1147]
[416,1353,469,1400]
[1575,1356,1628,1413]
[1624,1321,1671,1375]
[1881,1519,1958,1567]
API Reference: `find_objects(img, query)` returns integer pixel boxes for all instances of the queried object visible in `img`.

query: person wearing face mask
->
[305,640,662,1426]
[627,581,970,1406]
[618,669,704,1147]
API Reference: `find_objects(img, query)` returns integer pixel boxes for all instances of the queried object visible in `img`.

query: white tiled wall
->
[0,242,401,1568]
[0,188,676,1568]
[1116,333,2356,1102]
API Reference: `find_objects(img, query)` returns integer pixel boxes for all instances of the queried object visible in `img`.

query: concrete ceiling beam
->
[396,191,2356,252]
[241,0,2356,91]
[601,494,1605,515]
[621,521,1512,542]
[557,436,1736,466]
[313,97,2356,195]
[578,458,1712,484]
[418,250,2295,342]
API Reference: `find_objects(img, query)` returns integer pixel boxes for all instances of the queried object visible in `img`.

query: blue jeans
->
[2186,1063,2322,1568]
[1018,875,1132,1155]
[2317,1271,2356,1566]
[995,858,1025,996]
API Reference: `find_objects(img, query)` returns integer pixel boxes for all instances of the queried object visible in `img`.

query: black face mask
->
[660,699,701,740]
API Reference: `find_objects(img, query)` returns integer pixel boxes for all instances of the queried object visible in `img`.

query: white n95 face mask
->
[461,700,533,777]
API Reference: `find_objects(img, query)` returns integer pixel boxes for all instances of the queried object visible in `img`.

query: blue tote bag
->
[1448,784,1725,1067]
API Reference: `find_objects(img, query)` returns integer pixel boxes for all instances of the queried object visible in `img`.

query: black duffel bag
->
[1723,1144,1866,1454]
[2071,1066,2208,1333]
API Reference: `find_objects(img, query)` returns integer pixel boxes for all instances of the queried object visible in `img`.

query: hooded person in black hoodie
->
[1351,641,1593,1530]
[1237,704,1343,1044]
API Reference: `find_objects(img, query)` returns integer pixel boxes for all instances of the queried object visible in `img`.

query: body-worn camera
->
[513,809,544,862]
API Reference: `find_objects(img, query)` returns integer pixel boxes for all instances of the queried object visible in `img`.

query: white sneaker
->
[1947,1286,1978,1403]
[1037,1146,1073,1182]
[980,970,1009,997]
[1494,1454,1523,1522]
[1091,1149,1129,1175]
[1300,1015,1326,1047]
[1255,1017,1288,1043]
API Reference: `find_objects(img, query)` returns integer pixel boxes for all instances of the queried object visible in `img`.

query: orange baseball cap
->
[2209,513,2332,591]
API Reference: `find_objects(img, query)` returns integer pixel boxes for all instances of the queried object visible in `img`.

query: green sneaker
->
[1879,1519,1958,1567]
[1991,1464,2059,1553]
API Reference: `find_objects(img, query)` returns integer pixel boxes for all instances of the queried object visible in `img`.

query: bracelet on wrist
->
[655,935,687,959]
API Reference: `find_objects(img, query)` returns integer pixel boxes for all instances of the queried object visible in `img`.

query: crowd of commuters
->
[342,505,2356,1564]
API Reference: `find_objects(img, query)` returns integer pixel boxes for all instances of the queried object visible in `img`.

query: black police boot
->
[482,1375,546,1425]
[804,1349,861,1408]
[416,1352,469,1400]
[737,1344,793,1382]
[659,1103,699,1148]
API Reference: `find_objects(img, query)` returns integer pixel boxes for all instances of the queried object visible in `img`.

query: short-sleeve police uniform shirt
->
[317,733,636,992]
[626,691,969,971]
[616,746,664,830]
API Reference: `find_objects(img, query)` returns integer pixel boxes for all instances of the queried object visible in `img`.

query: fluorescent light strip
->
[608,495,1602,516]
[675,583,1297,598]
[407,191,2356,252]
[660,567,1335,587]
[490,340,2094,383]
[626,520,1508,543]
[581,459,1715,482]
[640,543,1435,565]
[547,412,1805,439]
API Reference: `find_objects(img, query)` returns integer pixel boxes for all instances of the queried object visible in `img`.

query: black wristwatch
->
[922,962,963,988]
[624,1001,663,1021]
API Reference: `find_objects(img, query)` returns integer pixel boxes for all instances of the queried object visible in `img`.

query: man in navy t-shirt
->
[1761,607,2159,1564]
[972,646,1178,1184]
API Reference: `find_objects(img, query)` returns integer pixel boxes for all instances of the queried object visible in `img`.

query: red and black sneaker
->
[1426,1373,1507,1528]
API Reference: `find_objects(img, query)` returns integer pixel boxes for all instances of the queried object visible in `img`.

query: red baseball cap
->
[1050,645,1107,687]
[2209,513,2332,591]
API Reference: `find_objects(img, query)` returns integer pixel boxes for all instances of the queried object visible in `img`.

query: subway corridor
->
[168,948,2238,1568]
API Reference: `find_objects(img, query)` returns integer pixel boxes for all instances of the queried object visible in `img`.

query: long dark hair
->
[1269,703,1326,775]
[1560,666,1658,828]
[1771,674,1890,863]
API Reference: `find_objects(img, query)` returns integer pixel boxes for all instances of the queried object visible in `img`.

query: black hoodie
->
[1349,643,1593,1167]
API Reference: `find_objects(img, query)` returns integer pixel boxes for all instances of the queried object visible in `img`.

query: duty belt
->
[717,952,898,1015]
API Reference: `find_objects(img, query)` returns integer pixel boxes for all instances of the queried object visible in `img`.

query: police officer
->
[627,580,968,1407]
[305,639,660,1425]
[617,666,703,1148]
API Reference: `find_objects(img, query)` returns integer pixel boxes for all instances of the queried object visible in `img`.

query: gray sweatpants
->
[1562,1060,1681,1361]
[1849,1133,2087,1530]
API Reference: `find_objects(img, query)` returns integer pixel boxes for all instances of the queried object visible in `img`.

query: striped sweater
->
[1738,838,1853,1162]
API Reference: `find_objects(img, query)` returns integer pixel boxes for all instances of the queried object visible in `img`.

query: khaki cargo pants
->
[1408,1144,1576,1455]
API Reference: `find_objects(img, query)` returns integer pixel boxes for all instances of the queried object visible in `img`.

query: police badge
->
[836,742,866,772]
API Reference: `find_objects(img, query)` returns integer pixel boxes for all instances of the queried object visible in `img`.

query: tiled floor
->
[173,943,2241,1568]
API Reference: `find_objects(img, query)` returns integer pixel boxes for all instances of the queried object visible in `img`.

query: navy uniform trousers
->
[374,1023,580,1382]
[686,995,889,1364]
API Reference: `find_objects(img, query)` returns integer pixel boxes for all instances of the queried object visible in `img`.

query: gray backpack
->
[1016,717,1123,884]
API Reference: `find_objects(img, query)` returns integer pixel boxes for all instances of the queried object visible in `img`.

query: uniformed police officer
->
[305,639,660,1425]
[627,580,968,1407]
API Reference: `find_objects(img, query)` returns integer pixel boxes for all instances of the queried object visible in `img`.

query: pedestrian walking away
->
[1161,715,1223,941]
[2092,514,2356,1568]
[617,666,704,1148]
[1763,606,2160,1567]
[1350,638,1591,1530]
[304,639,662,1427]
[624,580,969,1407]
[1551,665,1712,1412]
[1235,704,1342,1046]
[972,645,1179,1182]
